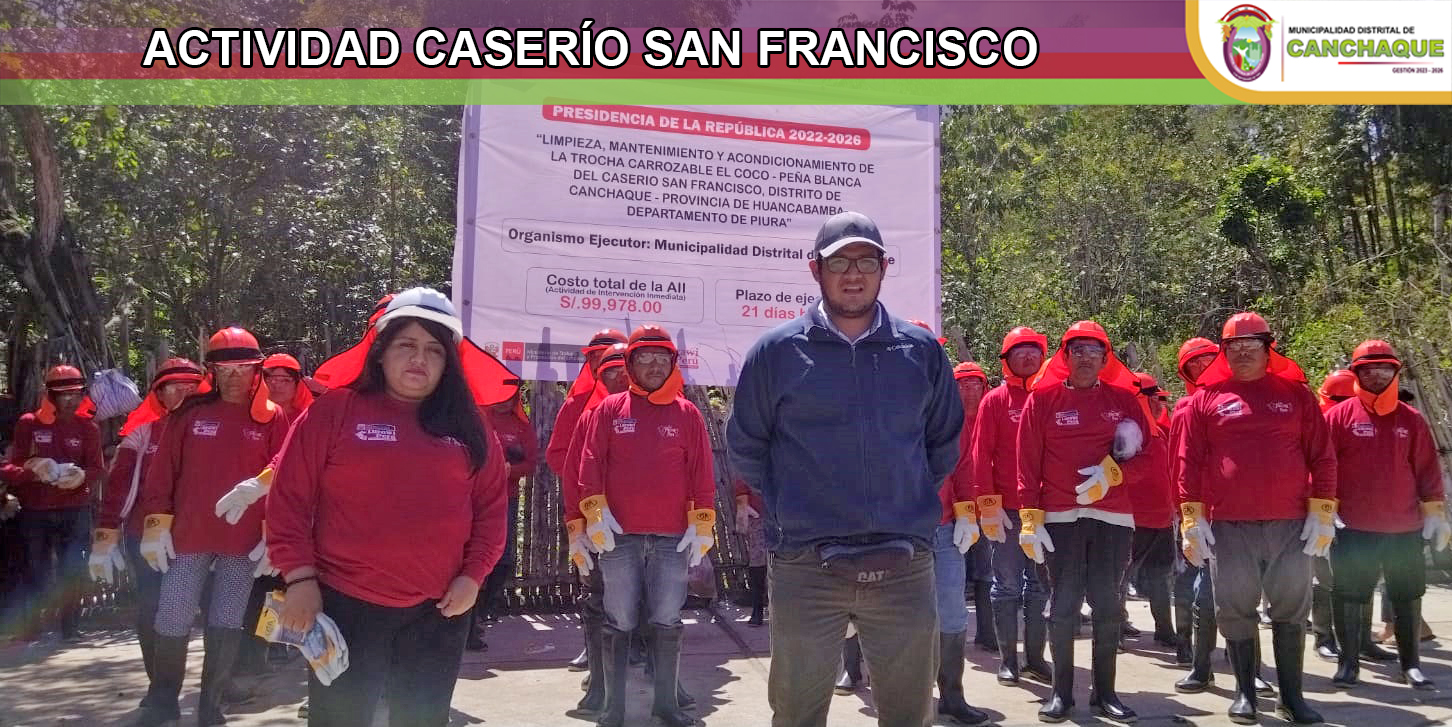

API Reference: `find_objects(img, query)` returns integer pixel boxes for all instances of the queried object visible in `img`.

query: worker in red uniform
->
[576,325,715,727]
[1178,312,1335,725]
[267,288,510,727]
[1122,373,1177,648]
[1017,321,1149,724]
[734,476,768,627]
[1326,340,1448,691]
[2,364,105,642]
[1309,368,1359,660]
[471,388,540,648]
[134,328,290,727]
[932,360,991,726]
[262,353,315,420]
[91,358,203,708]
[972,326,1053,687]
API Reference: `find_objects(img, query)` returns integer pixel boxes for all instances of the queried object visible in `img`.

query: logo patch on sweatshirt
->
[613,418,637,435]
[192,420,220,437]
[658,425,679,438]
[1266,401,1293,414]
[1351,422,1376,438]
[1054,410,1080,427]
[1100,410,1124,423]
[241,428,264,443]
[1215,400,1246,419]
[1395,426,1410,439]
[33,430,53,445]
[64,437,82,449]
[355,424,398,442]
[1007,409,1023,424]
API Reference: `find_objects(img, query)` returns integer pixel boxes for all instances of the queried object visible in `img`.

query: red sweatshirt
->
[578,392,715,535]
[1325,398,1442,533]
[560,409,596,523]
[1,413,104,511]
[1167,395,1197,501]
[1124,432,1174,529]
[267,389,508,608]
[970,383,1032,509]
[1177,375,1336,522]
[733,477,765,515]
[547,392,590,475]
[97,420,167,535]
[1017,382,1148,520]
[940,407,978,524]
[141,398,290,556]
[486,408,539,487]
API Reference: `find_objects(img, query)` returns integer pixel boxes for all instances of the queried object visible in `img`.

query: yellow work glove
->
[1422,501,1451,552]
[1074,455,1124,505]
[566,518,594,576]
[952,500,980,553]
[676,508,716,567]
[1300,498,1340,557]
[580,495,623,553]
[1018,508,1054,564]
[139,514,176,573]
[88,528,126,584]
[976,495,1010,543]
[1180,502,1215,565]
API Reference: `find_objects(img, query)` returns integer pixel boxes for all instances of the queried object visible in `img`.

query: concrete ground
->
[6,587,1452,727]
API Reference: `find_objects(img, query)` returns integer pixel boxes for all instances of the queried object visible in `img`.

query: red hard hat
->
[908,319,948,345]
[1351,339,1401,369]
[262,353,303,372]
[44,365,86,393]
[953,362,987,382]
[153,357,204,389]
[1177,337,1219,368]
[1061,320,1111,348]
[367,293,396,326]
[1319,369,1357,399]
[1221,312,1272,341]
[598,343,629,371]
[1001,326,1049,358]
[205,327,264,365]
[584,328,629,352]
[627,324,677,355]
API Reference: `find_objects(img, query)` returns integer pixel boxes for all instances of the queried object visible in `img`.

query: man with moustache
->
[729,211,963,727]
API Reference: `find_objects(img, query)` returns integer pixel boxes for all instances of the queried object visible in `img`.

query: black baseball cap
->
[814,211,887,258]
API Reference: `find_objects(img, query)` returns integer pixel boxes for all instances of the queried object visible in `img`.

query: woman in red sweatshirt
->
[1,364,105,642]
[576,325,715,727]
[266,287,509,727]
[91,357,203,709]
[134,329,288,727]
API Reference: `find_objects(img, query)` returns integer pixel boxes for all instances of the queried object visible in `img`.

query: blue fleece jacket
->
[727,304,963,551]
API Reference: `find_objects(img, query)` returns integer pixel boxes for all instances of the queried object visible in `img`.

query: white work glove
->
[1422,501,1452,552]
[676,509,716,568]
[1179,502,1215,566]
[951,501,980,553]
[53,463,86,490]
[250,537,279,578]
[88,528,127,584]
[24,457,60,484]
[734,495,760,533]
[311,612,351,686]
[976,496,1010,543]
[1111,420,1144,461]
[580,495,624,553]
[215,470,272,524]
[1017,509,1054,564]
[1074,455,1124,505]
[139,514,177,573]
[0,494,18,521]
[1299,498,1340,558]
[566,519,594,577]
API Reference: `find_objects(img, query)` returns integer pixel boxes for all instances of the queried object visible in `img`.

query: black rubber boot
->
[746,565,767,626]
[1361,604,1398,661]
[197,628,241,726]
[1272,623,1323,725]
[937,632,990,725]
[835,634,864,694]
[137,619,159,709]
[596,626,630,727]
[132,634,187,726]
[649,625,695,727]
[1175,606,1216,693]
[1023,600,1053,683]
[1312,580,1335,660]
[675,627,695,711]
[569,648,589,671]
[973,581,998,651]
[1393,599,1435,690]
[1088,618,1136,724]
[1149,588,1177,648]
[1038,617,1075,723]
[1225,638,1259,725]
[1254,639,1276,696]
[1173,598,1194,666]
[993,600,1020,684]
[1332,599,1361,688]
[575,606,606,714]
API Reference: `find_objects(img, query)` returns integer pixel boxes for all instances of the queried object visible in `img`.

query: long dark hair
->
[348,317,489,473]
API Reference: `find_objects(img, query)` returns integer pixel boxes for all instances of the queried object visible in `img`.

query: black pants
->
[308,586,471,727]
[1126,527,1174,633]
[1330,529,1426,605]
[1044,520,1133,637]
[16,506,90,637]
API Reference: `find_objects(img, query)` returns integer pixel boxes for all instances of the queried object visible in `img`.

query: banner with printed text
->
[453,104,940,387]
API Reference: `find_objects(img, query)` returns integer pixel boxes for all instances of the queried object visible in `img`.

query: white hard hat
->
[374,287,463,344]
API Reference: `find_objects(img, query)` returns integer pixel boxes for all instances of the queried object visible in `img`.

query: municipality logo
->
[1218,5,1276,81]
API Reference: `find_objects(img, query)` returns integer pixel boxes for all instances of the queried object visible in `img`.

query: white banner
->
[453,104,940,387]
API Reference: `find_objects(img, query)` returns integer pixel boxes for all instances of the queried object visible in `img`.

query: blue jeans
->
[598,534,690,632]
[932,524,969,634]
[16,506,91,637]
[989,510,1047,608]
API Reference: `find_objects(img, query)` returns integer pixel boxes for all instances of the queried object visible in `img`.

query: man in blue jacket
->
[728,211,968,727]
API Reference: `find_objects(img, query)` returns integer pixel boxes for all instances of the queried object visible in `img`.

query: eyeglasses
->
[822,256,883,274]
[1224,340,1266,354]
[263,374,296,384]
[1066,344,1106,358]
[631,351,673,366]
